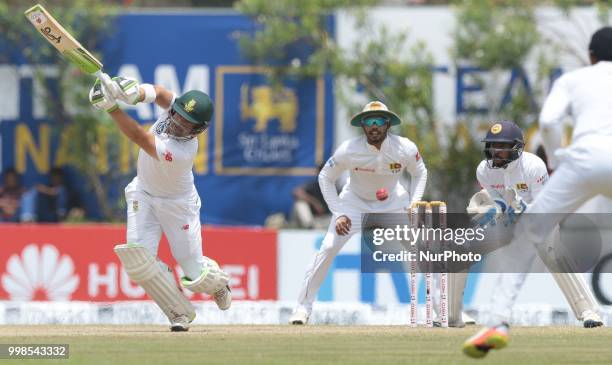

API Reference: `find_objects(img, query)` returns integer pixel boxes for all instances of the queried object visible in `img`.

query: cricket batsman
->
[463,26,612,357]
[89,76,231,331]
[289,101,427,324]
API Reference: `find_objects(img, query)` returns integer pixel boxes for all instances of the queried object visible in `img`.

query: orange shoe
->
[462,324,509,358]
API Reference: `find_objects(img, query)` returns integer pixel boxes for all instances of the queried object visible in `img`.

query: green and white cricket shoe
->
[582,310,604,328]
[214,285,232,311]
[289,307,310,325]
[170,314,191,332]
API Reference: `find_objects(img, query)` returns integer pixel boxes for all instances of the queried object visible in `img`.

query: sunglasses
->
[361,116,389,127]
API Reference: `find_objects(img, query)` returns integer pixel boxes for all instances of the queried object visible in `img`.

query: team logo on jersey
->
[132,200,139,212]
[491,123,503,134]
[182,224,190,230]
[536,175,547,184]
[184,99,196,112]
[163,151,173,162]
[516,182,528,192]
[389,162,402,173]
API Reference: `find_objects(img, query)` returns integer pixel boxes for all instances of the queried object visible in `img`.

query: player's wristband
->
[141,84,157,103]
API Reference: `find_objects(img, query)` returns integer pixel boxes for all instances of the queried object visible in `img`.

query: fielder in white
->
[464,27,612,358]
[89,75,231,331]
[289,101,427,324]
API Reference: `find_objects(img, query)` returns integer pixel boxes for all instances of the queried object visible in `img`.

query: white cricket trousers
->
[125,178,206,280]
[295,187,410,313]
[488,135,612,325]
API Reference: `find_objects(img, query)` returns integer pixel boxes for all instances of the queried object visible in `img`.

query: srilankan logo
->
[516,182,528,191]
[491,123,503,134]
[1,244,79,301]
[389,162,402,173]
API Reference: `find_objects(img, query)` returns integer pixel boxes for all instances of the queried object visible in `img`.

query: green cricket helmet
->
[166,90,213,139]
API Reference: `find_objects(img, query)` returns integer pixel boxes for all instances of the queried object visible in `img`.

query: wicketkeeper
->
[89,75,231,331]
[462,120,603,358]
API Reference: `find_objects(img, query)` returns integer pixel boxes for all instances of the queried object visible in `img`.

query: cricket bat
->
[24,4,115,90]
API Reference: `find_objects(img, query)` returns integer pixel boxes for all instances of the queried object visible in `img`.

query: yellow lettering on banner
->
[194,133,208,174]
[54,125,74,167]
[96,125,109,174]
[16,123,49,173]
[119,134,131,174]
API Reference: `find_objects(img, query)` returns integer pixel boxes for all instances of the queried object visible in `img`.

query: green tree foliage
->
[235,0,612,210]
[0,1,122,220]
[235,0,376,87]
[236,0,479,209]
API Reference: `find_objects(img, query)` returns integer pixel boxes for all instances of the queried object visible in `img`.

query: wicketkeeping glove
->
[466,189,504,227]
[112,76,141,105]
[89,78,118,113]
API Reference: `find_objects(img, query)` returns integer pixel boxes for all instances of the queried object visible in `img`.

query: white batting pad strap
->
[140,83,157,103]
[114,243,195,322]
[181,258,229,295]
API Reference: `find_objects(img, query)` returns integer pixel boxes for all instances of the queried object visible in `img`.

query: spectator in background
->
[21,167,69,223]
[291,163,331,229]
[0,168,25,222]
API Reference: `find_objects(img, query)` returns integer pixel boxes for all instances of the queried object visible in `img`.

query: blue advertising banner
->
[0,11,335,225]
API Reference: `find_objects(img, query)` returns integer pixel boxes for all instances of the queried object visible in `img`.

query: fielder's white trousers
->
[125,177,206,280]
[488,135,612,325]
[295,187,411,313]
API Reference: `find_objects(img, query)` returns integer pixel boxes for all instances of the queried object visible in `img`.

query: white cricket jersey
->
[319,133,427,215]
[134,98,198,198]
[539,61,612,168]
[476,152,548,205]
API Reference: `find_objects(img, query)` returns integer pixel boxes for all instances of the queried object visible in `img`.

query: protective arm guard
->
[180,258,229,295]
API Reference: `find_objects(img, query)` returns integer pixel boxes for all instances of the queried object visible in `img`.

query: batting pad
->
[181,258,229,295]
[552,272,600,319]
[114,243,196,322]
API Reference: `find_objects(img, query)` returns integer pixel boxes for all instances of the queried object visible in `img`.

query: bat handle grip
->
[96,71,119,98]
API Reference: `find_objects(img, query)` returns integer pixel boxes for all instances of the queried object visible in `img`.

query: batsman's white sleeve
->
[318,147,348,215]
[539,75,571,169]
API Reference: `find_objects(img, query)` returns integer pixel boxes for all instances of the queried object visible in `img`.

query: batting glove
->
[112,76,141,105]
[89,79,118,113]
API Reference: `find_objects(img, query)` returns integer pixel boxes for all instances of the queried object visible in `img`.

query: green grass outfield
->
[1,325,611,365]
